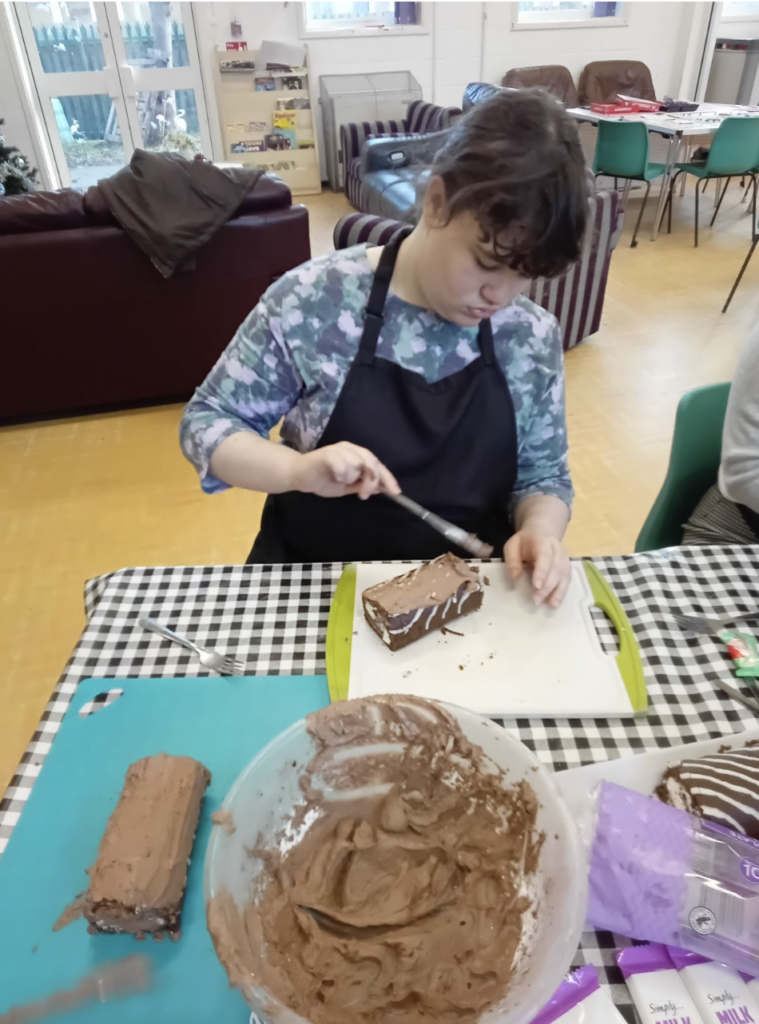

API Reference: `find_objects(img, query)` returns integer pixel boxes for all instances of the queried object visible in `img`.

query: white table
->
[568,102,759,241]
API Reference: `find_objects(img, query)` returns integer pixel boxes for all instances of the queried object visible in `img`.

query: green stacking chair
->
[723,212,759,312]
[593,120,667,248]
[666,117,759,247]
[636,382,731,552]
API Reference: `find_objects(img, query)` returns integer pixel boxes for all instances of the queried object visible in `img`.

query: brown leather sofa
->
[502,65,578,107]
[0,175,310,421]
[577,60,656,105]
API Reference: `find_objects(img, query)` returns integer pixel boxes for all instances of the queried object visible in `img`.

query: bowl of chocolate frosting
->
[204,695,587,1024]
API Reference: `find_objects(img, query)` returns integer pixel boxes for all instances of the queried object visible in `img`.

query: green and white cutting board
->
[327,562,646,718]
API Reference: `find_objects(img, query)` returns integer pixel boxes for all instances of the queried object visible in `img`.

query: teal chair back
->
[594,120,650,179]
[705,117,759,176]
[635,382,731,552]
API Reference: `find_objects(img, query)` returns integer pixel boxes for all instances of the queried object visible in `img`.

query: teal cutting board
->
[0,674,330,1021]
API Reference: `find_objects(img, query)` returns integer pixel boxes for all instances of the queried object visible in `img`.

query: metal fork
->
[673,609,759,636]
[139,617,245,676]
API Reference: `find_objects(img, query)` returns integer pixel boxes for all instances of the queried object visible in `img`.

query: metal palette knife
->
[386,493,494,558]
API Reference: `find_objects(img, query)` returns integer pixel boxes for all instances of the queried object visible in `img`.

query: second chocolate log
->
[362,552,484,652]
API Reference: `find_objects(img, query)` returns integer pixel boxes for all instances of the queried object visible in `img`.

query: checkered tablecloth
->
[3,545,759,1022]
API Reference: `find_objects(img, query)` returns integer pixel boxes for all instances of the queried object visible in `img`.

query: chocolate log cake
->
[85,754,211,939]
[655,745,759,839]
[362,552,483,652]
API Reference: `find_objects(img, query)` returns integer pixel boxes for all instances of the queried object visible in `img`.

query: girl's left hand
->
[503,530,571,608]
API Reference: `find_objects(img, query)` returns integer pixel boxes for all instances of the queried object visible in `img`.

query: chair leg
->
[723,234,759,312]
[631,180,651,248]
[753,175,758,232]
[621,178,632,211]
[665,170,681,234]
[710,176,731,227]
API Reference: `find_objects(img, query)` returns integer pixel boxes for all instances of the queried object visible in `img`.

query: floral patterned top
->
[180,245,573,513]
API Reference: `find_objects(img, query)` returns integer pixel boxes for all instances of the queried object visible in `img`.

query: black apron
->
[247,230,519,564]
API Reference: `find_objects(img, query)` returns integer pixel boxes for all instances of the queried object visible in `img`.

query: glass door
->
[15,1,129,189]
[14,1,211,189]
[107,2,211,159]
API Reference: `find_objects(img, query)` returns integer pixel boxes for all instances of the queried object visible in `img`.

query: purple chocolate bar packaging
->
[587,782,759,976]
[528,965,626,1023]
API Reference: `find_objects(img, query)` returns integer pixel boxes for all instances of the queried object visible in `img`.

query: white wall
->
[484,2,694,99]
[717,17,759,36]
[194,2,696,111]
[0,1,704,186]
[192,1,698,167]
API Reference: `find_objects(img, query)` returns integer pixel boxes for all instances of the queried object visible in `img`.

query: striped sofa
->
[333,190,622,350]
[340,99,461,209]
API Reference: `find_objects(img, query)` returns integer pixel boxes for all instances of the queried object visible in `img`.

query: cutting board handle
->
[326,565,356,703]
[583,561,647,714]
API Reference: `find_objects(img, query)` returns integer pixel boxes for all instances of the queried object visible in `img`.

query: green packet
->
[720,629,759,677]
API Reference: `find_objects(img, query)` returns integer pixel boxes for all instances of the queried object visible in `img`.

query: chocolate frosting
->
[364,553,482,616]
[86,754,210,934]
[207,696,541,1024]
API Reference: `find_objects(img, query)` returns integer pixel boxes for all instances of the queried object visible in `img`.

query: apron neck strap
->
[359,227,412,363]
[477,316,497,365]
[360,226,497,366]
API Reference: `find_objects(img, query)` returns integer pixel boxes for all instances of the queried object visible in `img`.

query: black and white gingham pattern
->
[3,547,759,1019]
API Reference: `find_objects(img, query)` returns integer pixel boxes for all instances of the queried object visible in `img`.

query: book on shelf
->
[265,131,297,151]
[273,111,297,130]
[276,97,311,111]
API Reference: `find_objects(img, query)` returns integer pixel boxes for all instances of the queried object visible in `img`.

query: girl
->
[181,88,588,608]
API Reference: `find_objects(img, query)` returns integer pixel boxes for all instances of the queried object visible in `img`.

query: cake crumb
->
[211,810,236,836]
[484,576,490,586]
[459,665,464,671]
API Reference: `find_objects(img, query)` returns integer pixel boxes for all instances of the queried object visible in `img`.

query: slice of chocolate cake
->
[655,745,759,838]
[362,552,483,652]
[85,754,210,939]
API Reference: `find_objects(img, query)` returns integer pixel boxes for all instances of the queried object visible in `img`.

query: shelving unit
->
[213,47,321,196]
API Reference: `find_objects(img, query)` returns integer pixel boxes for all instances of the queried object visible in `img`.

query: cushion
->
[0,189,88,235]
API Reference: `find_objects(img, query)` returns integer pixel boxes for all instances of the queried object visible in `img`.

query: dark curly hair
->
[430,88,589,280]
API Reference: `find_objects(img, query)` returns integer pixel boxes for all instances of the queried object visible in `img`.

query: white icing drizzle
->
[693,753,759,775]
[688,776,759,821]
[388,608,424,636]
[686,766,759,797]
[694,804,745,833]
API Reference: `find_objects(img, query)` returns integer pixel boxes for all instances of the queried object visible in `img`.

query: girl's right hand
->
[292,442,400,501]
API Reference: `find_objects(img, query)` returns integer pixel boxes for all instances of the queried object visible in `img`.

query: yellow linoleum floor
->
[2,183,759,797]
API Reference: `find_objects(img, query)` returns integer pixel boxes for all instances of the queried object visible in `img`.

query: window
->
[514,1,624,28]
[722,1,759,18]
[300,2,425,37]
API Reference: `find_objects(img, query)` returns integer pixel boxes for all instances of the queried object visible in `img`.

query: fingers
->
[531,543,556,604]
[545,564,571,609]
[507,531,571,608]
[503,535,524,580]
[534,546,570,608]
[325,443,398,500]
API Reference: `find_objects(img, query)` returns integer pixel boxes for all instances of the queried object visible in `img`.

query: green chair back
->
[593,120,650,179]
[635,382,731,552]
[705,117,759,176]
